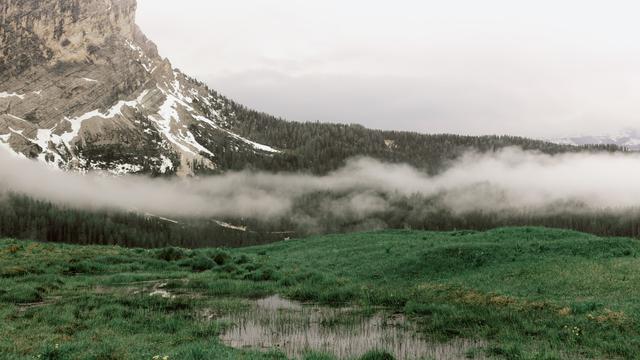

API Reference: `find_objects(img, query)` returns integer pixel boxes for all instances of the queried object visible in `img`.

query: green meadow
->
[1,227,640,359]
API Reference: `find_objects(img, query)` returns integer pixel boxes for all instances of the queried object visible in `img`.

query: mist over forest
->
[3,147,640,248]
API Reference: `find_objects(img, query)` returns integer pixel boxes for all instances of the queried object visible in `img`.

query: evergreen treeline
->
[221,103,623,174]
[0,194,286,248]
[285,191,640,239]
[4,191,640,249]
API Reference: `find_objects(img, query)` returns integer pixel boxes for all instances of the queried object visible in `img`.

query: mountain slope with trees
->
[220,101,623,174]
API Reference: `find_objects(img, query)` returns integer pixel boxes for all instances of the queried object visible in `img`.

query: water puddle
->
[219,295,484,359]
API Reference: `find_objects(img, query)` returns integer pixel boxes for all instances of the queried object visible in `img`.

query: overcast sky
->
[137,0,640,138]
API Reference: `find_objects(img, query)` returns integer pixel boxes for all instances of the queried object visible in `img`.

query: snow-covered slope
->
[0,0,279,176]
[551,129,640,151]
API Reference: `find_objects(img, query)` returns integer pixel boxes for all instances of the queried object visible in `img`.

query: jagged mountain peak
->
[0,0,279,176]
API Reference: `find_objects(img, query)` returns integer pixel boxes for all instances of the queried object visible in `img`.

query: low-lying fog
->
[1,148,639,221]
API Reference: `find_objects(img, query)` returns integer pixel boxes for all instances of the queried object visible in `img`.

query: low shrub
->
[234,254,250,265]
[244,268,281,282]
[359,350,396,360]
[179,255,216,272]
[64,260,106,275]
[94,255,137,265]
[209,249,231,265]
[155,247,189,261]
[220,264,239,273]
[243,263,260,272]
[277,276,296,287]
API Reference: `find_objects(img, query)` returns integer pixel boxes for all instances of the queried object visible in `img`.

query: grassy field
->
[1,227,640,359]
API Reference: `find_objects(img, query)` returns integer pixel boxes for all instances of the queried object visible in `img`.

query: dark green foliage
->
[38,344,69,360]
[208,249,231,265]
[319,286,359,305]
[220,264,240,274]
[358,350,396,360]
[64,260,106,275]
[0,193,287,248]
[1,285,43,304]
[156,247,189,261]
[179,255,216,272]
[234,254,251,265]
[7,190,640,252]
[282,273,361,306]
[303,354,335,360]
[571,301,604,315]
[244,267,281,282]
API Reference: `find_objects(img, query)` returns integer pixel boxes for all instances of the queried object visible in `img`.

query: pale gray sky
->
[137,0,640,137]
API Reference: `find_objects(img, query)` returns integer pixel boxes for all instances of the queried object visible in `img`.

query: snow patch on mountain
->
[62,90,150,144]
[550,129,640,151]
[0,92,26,99]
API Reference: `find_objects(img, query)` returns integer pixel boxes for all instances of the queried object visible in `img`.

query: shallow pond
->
[219,295,484,360]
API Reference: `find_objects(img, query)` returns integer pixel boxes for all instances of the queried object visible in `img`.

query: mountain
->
[0,0,623,176]
[0,0,280,176]
[551,129,640,151]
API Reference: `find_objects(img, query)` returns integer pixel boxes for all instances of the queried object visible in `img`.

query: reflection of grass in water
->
[220,296,483,360]
[319,311,366,328]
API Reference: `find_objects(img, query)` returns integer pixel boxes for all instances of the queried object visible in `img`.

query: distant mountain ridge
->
[0,0,624,176]
[550,129,640,151]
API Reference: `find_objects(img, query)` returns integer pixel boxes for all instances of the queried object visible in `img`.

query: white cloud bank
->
[2,148,640,221]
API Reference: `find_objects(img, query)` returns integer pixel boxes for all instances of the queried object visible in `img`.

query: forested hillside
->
[205,97,625,174]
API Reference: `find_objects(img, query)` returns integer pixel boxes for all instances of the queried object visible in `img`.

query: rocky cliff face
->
[0,0,279,175]
[1,0,137,74]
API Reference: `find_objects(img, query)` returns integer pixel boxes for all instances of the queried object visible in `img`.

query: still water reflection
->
[220,295,484,359]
